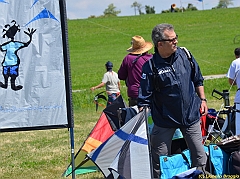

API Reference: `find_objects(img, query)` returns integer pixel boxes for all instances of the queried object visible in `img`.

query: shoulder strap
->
[132,54,142,63]
[180,47,191,59]
[180,47,195,80]
[149,57,160,92]
[149,57,158,74]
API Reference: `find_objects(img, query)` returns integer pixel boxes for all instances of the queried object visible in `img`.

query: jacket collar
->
[153,47,181,65]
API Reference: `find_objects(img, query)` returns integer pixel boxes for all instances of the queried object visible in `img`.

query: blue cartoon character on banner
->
[0,20,36,91]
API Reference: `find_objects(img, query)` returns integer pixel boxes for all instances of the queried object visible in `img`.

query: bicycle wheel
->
[233,35,240,44]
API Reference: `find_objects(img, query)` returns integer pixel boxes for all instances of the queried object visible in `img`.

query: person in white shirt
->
[227,47,240,102]
[91,61,120,106]
[226,47,240,135]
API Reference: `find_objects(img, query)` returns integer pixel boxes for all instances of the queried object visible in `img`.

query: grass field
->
[1,7,240,179]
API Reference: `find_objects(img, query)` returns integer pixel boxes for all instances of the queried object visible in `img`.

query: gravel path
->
[203,74,226,80]
[72,74,227,93]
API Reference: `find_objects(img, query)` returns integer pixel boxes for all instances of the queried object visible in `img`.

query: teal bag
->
[181,145,209,167]
[160,153,190,179]
[209,144,229,176]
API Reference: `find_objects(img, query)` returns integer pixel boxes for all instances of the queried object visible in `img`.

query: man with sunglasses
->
[138,23,209,178]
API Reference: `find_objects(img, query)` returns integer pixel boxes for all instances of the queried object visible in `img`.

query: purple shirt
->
[118,53,152,98]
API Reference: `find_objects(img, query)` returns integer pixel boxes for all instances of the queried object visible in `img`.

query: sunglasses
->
[161,35,178,42]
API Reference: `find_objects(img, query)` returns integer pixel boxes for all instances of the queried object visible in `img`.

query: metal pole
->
[144,106,154,179]
[70,127,75,179]
[58,0,76,178]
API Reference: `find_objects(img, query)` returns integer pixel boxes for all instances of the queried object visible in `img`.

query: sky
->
[65,0,240,19]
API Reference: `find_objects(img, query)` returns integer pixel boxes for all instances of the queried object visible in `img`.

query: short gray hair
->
[151,23,174,47]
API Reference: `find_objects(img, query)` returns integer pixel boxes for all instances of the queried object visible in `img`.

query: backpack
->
[208,144,229,175]
[228,149,240,174]
[149,47,195,92]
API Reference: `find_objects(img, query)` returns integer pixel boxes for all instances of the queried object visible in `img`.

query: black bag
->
[117,106,138,126]
[228,150,240,174]
[217,135,240,153]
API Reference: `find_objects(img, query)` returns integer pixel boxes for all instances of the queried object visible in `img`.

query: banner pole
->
[144,106,154,179]
[70,127,75,179]
[59,0,76,178]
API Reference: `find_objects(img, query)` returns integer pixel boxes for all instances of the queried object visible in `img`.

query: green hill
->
[68,7,240,109]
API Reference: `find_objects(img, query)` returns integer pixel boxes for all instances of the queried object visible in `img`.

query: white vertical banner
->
[0,0,71,131]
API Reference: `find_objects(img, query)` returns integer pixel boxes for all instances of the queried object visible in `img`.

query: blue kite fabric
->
[109,110,151,179]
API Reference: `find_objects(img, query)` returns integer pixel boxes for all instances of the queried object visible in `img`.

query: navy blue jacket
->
[138,47,204,128]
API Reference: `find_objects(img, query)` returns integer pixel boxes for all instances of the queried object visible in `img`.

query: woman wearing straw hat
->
[118,35,153,107]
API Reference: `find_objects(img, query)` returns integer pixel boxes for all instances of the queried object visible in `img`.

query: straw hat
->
[127,35,153,54]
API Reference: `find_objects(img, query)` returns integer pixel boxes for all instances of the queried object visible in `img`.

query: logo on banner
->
[0,20,36,91]
[0,0,59,91]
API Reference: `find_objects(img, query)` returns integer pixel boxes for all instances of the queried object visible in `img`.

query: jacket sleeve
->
[137,62,154,107]
[191,55,204,87]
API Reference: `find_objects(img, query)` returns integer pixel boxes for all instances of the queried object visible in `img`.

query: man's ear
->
[157,41,163,48]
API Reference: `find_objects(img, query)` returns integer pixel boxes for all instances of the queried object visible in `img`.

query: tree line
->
[87,0,234,18]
